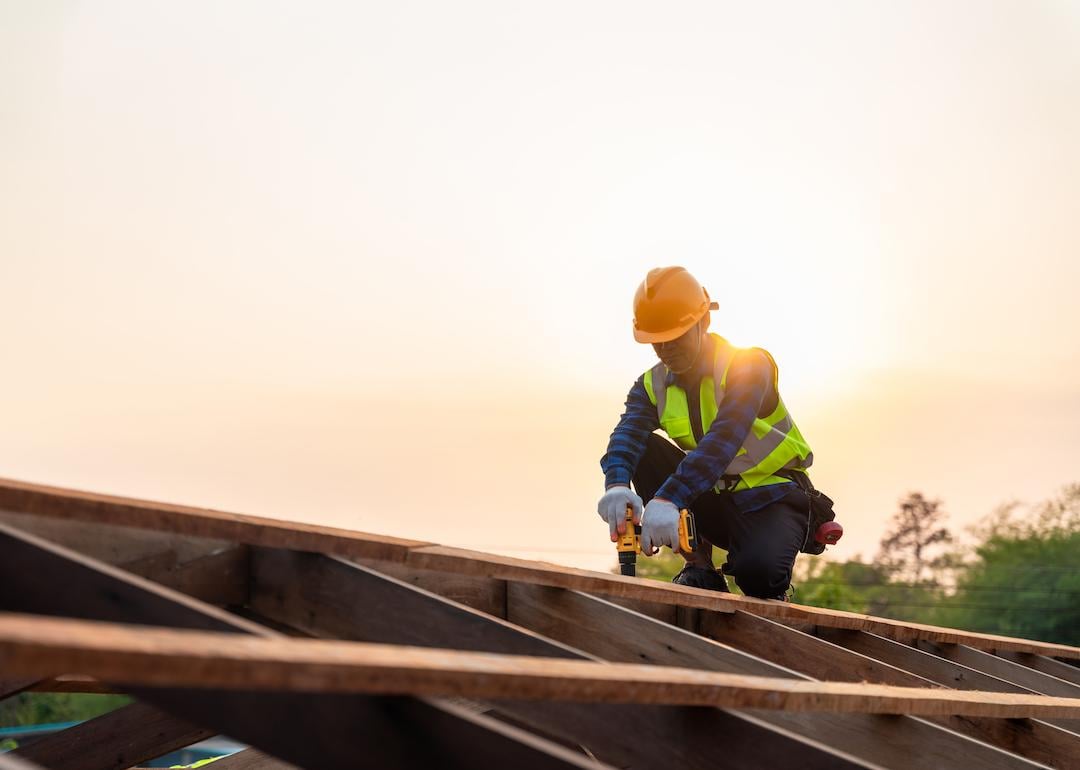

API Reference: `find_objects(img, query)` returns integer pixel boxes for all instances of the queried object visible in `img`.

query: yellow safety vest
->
[642,334,813,492]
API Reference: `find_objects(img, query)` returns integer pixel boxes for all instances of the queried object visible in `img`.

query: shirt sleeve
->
[655,349,773,508]
[599,376,660,488]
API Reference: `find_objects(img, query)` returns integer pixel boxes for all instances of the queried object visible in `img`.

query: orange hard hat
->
[632,266,718,343]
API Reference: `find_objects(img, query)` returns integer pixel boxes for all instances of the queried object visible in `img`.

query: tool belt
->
[720,469,837,555]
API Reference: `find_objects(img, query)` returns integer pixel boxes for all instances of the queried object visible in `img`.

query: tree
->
[936,485,1080,645]
[877,492,952,583]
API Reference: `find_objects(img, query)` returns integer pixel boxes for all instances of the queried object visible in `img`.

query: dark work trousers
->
[631,433,810,599]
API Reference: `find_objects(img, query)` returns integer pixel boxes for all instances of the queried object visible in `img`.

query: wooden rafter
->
[2,477,1076,659]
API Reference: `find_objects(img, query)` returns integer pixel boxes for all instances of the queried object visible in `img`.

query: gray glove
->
[597,485,643,541]
[640,498,680,555]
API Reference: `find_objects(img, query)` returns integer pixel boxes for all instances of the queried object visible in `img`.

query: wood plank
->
[0,511,249,606]
[997,651,1080,688]
[696,611,1080,769]
[0,522,268,636]
[12,701,214,770]
[249,549,577,658]
[0,476,427,563]
[30,675,114,694]
[249,550,874,769]
[506,583,1067,770]
[506,583,796,677]
[407,544,1080,658]
[0,523,622,769]
[697,609,938,687]
[148,690,617,770]
[0,679,36,699]
[814,627,1032,693]
[916,641,1080,699]
[5,477,1077,660]
[3,613,1080,719]
[350,556,508,617]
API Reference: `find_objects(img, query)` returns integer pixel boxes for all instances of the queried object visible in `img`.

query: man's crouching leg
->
[722,489,807,600]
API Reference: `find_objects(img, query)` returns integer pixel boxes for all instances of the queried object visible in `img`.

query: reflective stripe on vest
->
[642,334,813,492]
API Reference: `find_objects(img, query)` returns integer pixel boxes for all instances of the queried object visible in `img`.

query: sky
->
[2,1,1079,572]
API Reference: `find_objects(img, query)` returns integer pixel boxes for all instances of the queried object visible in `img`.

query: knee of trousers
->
[730,555,792,599]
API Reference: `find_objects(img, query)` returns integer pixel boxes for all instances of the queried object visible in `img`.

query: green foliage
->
[794,484,1080,646]
[0,693,132,728]
[0,738,18,751]
[932,486,1080,645]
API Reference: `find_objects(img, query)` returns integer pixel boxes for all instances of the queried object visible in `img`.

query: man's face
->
[652,322,704,374]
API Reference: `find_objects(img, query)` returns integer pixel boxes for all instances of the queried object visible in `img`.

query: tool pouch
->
[800,488,837,555]
[780,470,837,555]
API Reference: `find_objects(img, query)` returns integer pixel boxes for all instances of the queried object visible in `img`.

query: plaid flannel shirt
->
[600,347,793,513]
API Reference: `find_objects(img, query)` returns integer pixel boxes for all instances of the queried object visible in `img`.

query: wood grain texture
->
[248,550,875,769]
[150,689,619,770]
[916,642,1080,699]
[0,477,427,563]
[698,610,938,687]
[3,613,1080,719]
[0,522,267,636]
[249,549,577,658]
[12,702,213,770]
[0,521,622,770]
[815,628,1032,694]
[998,652,1080,688]
[4,477,1077,659]
[350,556,508,617]
[505,584,1065,769]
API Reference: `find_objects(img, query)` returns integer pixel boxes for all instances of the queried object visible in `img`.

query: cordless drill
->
[616,503,698,577]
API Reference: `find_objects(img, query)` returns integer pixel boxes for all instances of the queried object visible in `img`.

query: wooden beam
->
[151,690,618,769]
[504,583,1069,769]
[4,614,1080,719]
[350,556,508,618]
[696,609,938,687]
[915,641,1080,699]
[0,476,426,562]
[29,675,114,694]
[689,608,1080,766]
[506,583,799,677]
[4,478,1077,659]
[248,549,874,769]
[12,702,214,770]
[0,679,36,699]
[0,522,266,635]
[0,511,250,607]
[249,548,578,659]
[0,524,619,769]
[996,651,1080,688]
[814,628,1031,694]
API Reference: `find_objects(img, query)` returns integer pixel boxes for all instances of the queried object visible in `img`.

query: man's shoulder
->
[729,346,776,377]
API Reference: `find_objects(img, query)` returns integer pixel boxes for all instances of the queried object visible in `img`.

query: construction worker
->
[598,266,819,599]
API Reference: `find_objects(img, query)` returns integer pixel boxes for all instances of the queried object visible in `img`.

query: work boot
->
[671,564,729,592]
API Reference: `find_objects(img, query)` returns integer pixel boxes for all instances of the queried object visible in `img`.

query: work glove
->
[597,485,644,541]
[640,498,681,556]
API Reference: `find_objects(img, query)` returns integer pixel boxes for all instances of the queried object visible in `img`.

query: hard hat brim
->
[633,315,703,344]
